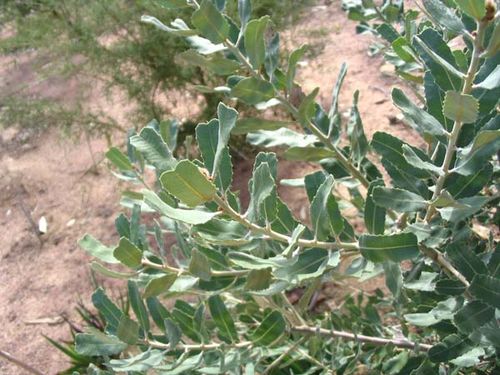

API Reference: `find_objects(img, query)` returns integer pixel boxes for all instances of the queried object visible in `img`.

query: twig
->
[292,326,432,351]
[0,349,44,375]
[213,194,359,251]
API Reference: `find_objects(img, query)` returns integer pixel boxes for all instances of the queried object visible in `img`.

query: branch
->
[147,339,252,351]
[141,258,250,277]
[292,326,433,351]
[213,195,360,252]
[425,19,488,222]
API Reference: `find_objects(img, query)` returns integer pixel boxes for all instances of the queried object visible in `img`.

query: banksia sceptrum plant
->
[77,0,499,373]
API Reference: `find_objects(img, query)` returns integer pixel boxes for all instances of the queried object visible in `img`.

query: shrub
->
[77,0,499,373]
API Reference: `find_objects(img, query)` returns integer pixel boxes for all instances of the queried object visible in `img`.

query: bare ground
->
[0,2,416,373]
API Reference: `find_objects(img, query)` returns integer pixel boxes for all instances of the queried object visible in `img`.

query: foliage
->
[76,0,499,373]
[0,0,310,138]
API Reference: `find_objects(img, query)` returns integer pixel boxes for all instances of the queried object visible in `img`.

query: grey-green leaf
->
[454,130,500,175]
[143,190,218,225]
[208,295,239,343]
[392,88,447,137]
[469,275,500,309]
[232,77,275,105]
[365,179,386,235]
[310,175,343,240]
[189,248,212,281]
[191,0,229,43]
[372,187,428,212]
[160,160,217,207]
[359,233,419,263]
[113,237,142,268]
[144,274,177,298]
[251,310,286,346]
[75,329,127,356]
[454,300,495,334]
[128,280,150,332]
[79,235,119,264]
[443,91,479,123]
[422,0,465,35]
[130,127,176,172]
[244,16,269,69]
[117,316,140,345]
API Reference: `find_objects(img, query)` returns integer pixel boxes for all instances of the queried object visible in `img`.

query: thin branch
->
[262,337,306,375]
[0,350,44,375]
[141,258,250,277]
[425,19,488,222]
[147,339,252,351]
[292,326,433,352]
[213,195,360,251]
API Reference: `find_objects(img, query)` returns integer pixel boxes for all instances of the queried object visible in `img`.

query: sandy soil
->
[0,2,416,373]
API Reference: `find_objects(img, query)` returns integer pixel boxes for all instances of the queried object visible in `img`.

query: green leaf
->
[164,318,182,349]
[244,16,269,69]
[455,0,486,20]
[422,0,465,35]
[189,248,212,281]
[347,91,369,162]
[79,235,119,264]
[143,190,218,225]
[413,29,463,91]
[392,88,447,137]
[92,288,123,335]
[450,347,485,368]
[372,187,428,212]
[251,310,286,346]
[286,45,307,93]
[160,160,217,207]
[245,268,272,291]
[191,0,229,43]
[454,300,495,334]
[310,175,343,240]
[113,237,142,268]
[371,132,430,179]
[196,119,233,191]
[413,36,465,82]
[214,102,238,177]
[232,77,275,105]
[454,130,500,175]
[475,65,500,90]
[428,334,470,363]
[274,248,329,283]
[298,88,319,127]
[144,274,177,298]
[469,275,500,309]
[404,297,460,327]
[128,281,150,333]
[233,118,290,134]
[402,145,442,175]
[359,233,419,263]
[444,163,493,198]
[117,316,140,345]
[208,295,239,343]
[284,147,335,161]
[247,162,277,223]
[443,91,479,124]
[106,147,134,171]
[130,127,176,172]
[438,196,489,222]
[383,262,402,299]
[446,243,488,282]
[177,50,240,75]
[228,252,293,270]
[435,279,466,296]
[75,329,127,357]
[146,297,170,331]
[157,0,189,8]
[238,0,251,27]
[109,349,164,372]
[90,262,136,279]
[365,180,386,235]
[141,15,196,36]
[328,62,348,135]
